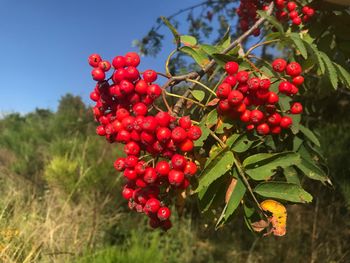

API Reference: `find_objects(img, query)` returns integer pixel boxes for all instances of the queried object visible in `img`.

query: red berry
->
[140,131,155,145]
[88,54,102,67]
[271,125,282,134]
[246,124,255,131]
[132,102,148,116]
[171,127,187,143]
[250,110,264,124]
[171,154,187,170]
[267,92,279,104]
[126,66,140,81]
[143,167,158,184]
[116,129,131,143]
[135,162,146,175]
[179,139,194,152]
[119,80,134,95]
[147,84,162,99]
[142,116,158,132]
[144,198,161,213]
[156,161,170,176]
[155,111,171,127]
[236,71,249,83]
[143,69,158,83]
[91,68,105,81]
[280,116,293,128]
[287,1,297,11]
[122,187,134,200]
[257,123,270,135]
[268,113,282,126]
[125,155,138,168]
[90,91,100,101]
[223,75,237,87]
[290,102,303,114]
[112,56,126,69]
[156,127,172,143]
[96,125,106,136]
[114,157,126,171]
[289,10,299,19]
[98,60,111,72]
[187,125,202,141]
[225,61,239,75]
[279,81,293,94]
[168,170,185,186]
[292,17,302,26]
[135,80,148,95]
[228,90,244,105]
[179,116,192,129]
[240,110,251,122]
[248,77,260,91]
[184,161,197,176]
[292,76,304,86]
[124,141,140,156]
[123,168,137,180]
[286,62,302,77]
[125,52,140,67]
[157,207,171,221]
[260,79,271,90]
[272,58,287,72]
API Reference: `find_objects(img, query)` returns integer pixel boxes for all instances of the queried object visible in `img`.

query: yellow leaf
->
[261,199,287,236]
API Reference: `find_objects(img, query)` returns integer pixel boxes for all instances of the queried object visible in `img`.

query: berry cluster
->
[237,0,315,35]
[88,52,202,230]
[215,59,303,135]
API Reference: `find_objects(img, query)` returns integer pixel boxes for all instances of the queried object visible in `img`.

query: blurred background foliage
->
[0,0,350,262]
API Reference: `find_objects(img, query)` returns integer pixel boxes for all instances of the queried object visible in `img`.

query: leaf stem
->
[245,39,280,57]
[164,91,206,109]
[185,78,217,96]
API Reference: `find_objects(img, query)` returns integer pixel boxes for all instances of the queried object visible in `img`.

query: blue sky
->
[0,0,204,114]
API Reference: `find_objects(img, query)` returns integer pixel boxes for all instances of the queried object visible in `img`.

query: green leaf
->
[211,53,237,66]
[257,10,284,35]
[244,152,301,180]
[283,166,300,186]
[180,35,197,47]
[206,109,218,128]
[299,125,320,147]
[289,33,308,59]
[180,46,210,69]
[160,16,180,48]
[320,51,338,89]
[194,124,210,147]
[217,26,231,50]
[198,176,227,212]
[278,94,292,112]
[304,42,325,74]
[200,44,221,56]
[191,90,205,102]
[296,159,329,184]
[254,182,313,203]
[334,63,350,88]
[228,134,259,153]
[288,114,301,135]
[196,151,234,193]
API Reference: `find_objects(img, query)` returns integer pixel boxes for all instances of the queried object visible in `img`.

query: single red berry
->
[306,7,315,17]
[124,141,140,156]
[179,116,192,130]
[147,84,162,99]
[135,80,148,95]
[280,116,293,128]
[140,131,155,145]
[124,52,140,67]
[287,1,297,11]
[236,71,250,83]
[116,129,131,143]
[171,127,187,143]
[123,168,137,180]
[228,90,244,105]
[155,111,171,127]
[289,10,299,19]
[156,127,172,143]
[135,162,146,175]
[218,99,230,113]
[145,198,161,213]
[156,161,170,176]
[286,62,302,77]
[96,125,106,136]
[88,54,102,67]
[187,126,202,141]
[122,187,134,200]
[267,92,279,104]
[246,124,255,131]
[248,77,260,91]
[302,6,310,15]
[290,102,303,114]
[119,80,134,94]
[125,155,138,168]
[132,102,148,116]
[250,110,264,124]
[98,60,111,72]
[216,83,232,99]
[271,125,282,134]
[179,139,194,152]
[90,91,100,102]
[184,161,197,176]
[268,113,282,125]
[114,157,126,171]
[91,68,105,81]
[126,66,140,81]
[168,170,185,186]
[116,108,130,121]
[292,76,304,86]
[272,58,287,72]
[225,61,239,75]
[112,56,126,69]
[142,116,158,132]
[223,75,237,87]
[136,178,147,188]
[112,68,127,83]
[292,17,302,26]
[260,79,271,90]
[157,207,171,221]
[279,81,293,94]
[240,110,251,123]
[256,89,270,100]
[171,154,187,170]
[143,167,158,184]
[257,123,270,135]
[143,69,158,83]
[122,116,135,132]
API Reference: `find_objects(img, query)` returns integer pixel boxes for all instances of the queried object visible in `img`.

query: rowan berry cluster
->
[237,0,315,35]
[216,59,303,135]
[88,52,202,230]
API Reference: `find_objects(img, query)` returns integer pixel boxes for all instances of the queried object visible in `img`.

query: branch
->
[163,2,275,115]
